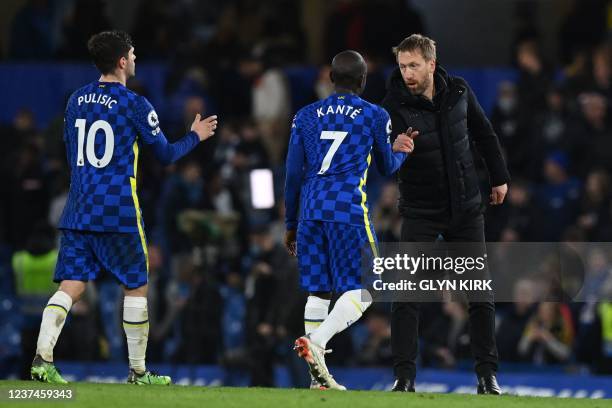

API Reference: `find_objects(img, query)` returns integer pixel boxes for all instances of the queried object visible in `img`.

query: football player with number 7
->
[284,50,416,390]
[30,30,217,385]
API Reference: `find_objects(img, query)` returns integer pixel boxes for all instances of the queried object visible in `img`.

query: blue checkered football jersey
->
[59,81,200,232]
[285,93,406,230]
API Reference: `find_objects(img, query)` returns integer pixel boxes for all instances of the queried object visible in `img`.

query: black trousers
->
[391,213,499,380]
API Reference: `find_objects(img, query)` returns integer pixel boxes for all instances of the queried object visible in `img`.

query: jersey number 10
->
[75,119,115,168]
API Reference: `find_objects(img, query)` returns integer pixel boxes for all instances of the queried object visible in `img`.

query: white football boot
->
[294,335,346,390]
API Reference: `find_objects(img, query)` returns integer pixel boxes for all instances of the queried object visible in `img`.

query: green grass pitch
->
[0,380,607,407]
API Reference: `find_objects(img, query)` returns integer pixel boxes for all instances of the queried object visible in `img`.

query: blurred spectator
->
[234,121,270,171]
[244,226,299,386]
[202,168,245,218]
[174,257,223,364]
[200,167,248,254]
[227,122,272,225]
[574,249,612,373]
[213,122,241,179]
[1,109,42,245]
[515,39,551,117]
[373,182,401,241]
[487,179,536,241]
[580,93,612,174]
[491,81,524,176]
[531,152,581,241]
[177,95,208,138]
[165,72,211,138]
[1,108,38,156]
[561,43,611,108]
[251,49,291,164]
[518,302,574,365]
[313,65,334,100]
[96,278,123,362]
[145,244,172,361]
[361,55,387,104]
[580,248,612,302]
[53,283,99,362]
[156,160,204,266]
[42,107,69,173]
[491,81,520,146]
[531,88,570,179]
[12,223,57,378]
[268,199,287,246]
[5,142,51,249]
[11,224,57,297]
[594,302,612,374]
[47,171,69,229]
[576,171,612,240]
[562,92,610,176]
[589,44,611,99]
[166,92,218,171]
[324,325,355,367]
[355,307,392,366]
[496,279,537,362]
[420,302,471,369]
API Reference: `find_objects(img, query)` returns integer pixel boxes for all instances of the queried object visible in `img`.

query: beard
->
[405,76,431,96]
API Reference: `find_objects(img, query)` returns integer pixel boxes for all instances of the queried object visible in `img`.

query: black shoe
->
[391,378,415,392]
[477,374,502,395]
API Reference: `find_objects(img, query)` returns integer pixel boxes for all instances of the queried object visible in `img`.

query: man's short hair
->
[330,50,367,91]
[87,31,133,75]
[392,34,436,61]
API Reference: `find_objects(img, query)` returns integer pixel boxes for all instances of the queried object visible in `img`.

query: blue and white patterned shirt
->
[285,93,407,230]
[59,80,199,232]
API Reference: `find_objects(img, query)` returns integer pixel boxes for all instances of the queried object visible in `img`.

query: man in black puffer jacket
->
[381,34,510,395]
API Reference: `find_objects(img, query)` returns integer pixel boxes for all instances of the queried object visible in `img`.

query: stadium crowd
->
[0,0,611,386]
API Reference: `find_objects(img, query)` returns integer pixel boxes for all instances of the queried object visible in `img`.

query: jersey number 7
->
[75,119,115,168]
[318,131,348,175]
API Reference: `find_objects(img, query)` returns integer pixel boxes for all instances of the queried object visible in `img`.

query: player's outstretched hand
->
[285,229,297,256]
[191,114,218,141]
[393,127,418,153]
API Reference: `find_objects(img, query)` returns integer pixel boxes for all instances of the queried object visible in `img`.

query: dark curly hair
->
[87,30,133,75]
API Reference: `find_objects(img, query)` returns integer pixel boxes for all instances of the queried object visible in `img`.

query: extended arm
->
[148,130,199,166]
[371,109,408,176]
[132,97,217,165]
